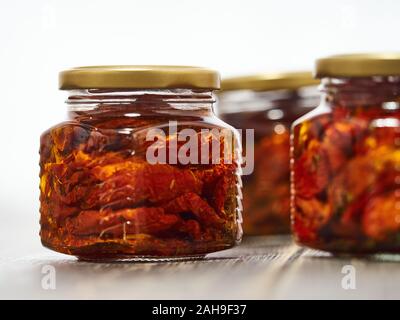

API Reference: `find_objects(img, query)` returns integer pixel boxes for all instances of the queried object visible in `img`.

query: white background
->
[0,0,400,251]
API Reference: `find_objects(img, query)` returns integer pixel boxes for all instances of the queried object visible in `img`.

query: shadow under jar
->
[39,66,243,261]
[218,72,319,235]
[292,54,400,253]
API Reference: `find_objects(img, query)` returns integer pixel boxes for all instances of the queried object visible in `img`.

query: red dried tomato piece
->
[294,197,331,232]
[66,208,180,237]
[362,193,400,241]
[322,120,368,171]
[164,192,225,227]
[294,140,330,199]
[84,161,203,209]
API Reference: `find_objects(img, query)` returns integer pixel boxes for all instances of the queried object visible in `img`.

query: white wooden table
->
[1,221,399,300]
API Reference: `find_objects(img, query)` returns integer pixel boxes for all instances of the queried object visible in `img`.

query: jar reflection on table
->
[292,54,400,253]
[218,72,320,235]
[39,66,243,261]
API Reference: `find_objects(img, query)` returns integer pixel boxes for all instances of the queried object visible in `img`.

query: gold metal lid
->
[59,65,220,90]
[221,71,319,92]
[315,53,400,78]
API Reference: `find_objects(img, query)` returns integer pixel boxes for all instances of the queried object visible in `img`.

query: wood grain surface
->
[1,232,399,299]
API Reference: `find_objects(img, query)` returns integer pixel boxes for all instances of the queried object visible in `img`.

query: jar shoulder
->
[292,103,331,129]
[39,114,240,159]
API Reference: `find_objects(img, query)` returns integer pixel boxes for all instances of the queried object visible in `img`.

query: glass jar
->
[39,66,243,261]
[218,72,319,235]
[292,54,400,253]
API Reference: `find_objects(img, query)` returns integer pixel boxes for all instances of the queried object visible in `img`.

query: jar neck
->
[66,88,217,119]
[321,76,400,108]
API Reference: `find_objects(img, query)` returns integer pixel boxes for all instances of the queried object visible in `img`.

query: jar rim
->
[221,71,319,92]
[59,65,220,90]
[315,53,400,78]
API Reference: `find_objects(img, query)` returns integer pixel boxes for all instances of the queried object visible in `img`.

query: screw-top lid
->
[221,71,319,92]
[59,65,220,90]
[315,53,400,78]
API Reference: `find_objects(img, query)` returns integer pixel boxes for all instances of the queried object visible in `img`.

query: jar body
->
[292,77,400,253]
[39,89,242,260]
[219,88,318,235]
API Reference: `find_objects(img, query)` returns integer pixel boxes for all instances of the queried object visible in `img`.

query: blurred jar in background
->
[218,72,319,235]
[292,54,400,253]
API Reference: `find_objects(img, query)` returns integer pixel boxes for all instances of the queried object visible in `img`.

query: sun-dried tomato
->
[65,208,180,237]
